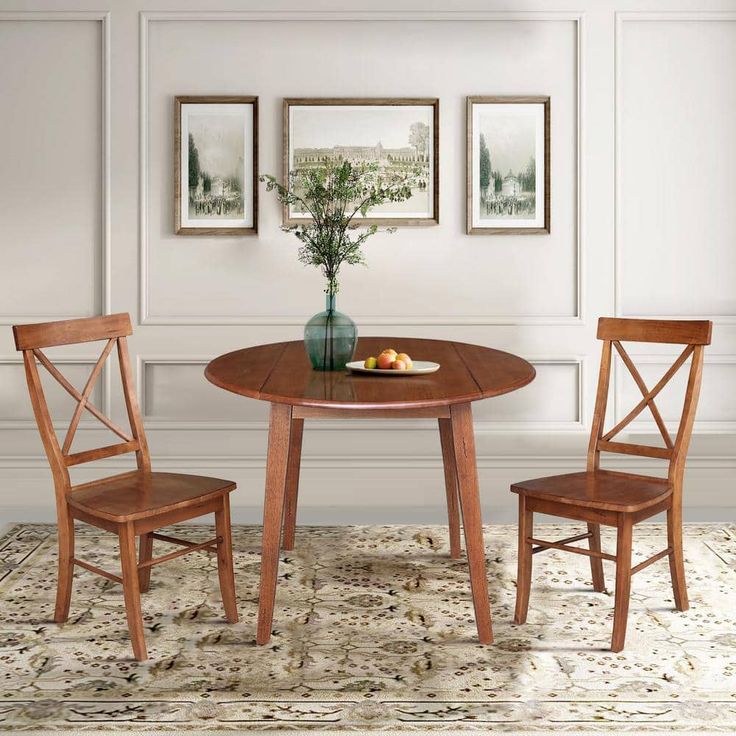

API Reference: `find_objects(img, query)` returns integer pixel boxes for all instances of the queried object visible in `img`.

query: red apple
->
[395,352,413,369]
[377,352,394,369]
[391,359,407,370]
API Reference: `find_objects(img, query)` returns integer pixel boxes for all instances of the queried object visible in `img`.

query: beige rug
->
[0,522,735,733]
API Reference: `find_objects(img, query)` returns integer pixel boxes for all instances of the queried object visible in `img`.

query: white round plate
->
[346,360,440,376]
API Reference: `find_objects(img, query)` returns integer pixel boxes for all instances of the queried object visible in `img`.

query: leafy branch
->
[261,158,420,296]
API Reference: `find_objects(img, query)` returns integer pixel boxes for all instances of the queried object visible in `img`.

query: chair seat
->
[511,469,672,513]
[68,471,236,522]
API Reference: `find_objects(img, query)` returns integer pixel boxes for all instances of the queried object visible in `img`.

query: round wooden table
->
[205,337,535,645]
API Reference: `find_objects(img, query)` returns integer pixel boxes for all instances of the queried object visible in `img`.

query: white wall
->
[1,0,735,525]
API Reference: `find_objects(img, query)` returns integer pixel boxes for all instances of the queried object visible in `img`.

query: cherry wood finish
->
[13,314,239,661]
[257,403,293,645]
[438,418,462,560]
[450,402,493,644]
[206,338,535,645]
[510,317,711,652]
[512,470,672,513]
[13,313,133,350]
[281,418,304,552]
[205,338,535,410]
[68,470,235,522]
[597,317,712,346]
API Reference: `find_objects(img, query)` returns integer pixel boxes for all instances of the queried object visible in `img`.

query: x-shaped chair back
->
[13,314,150,502]
[588,318,712,491]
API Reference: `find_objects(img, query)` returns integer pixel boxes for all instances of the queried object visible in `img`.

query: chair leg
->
[281,418,304,552]
[587,523,606,593]
[513,495,533,625]
[54,512,75,623]
[138,532,154,593]
[450,403,493,645]
[215,496,239,623]
[438,418,462,559]
[119,522,148,661]
[611,515,633,652]
[667,505,689,612]
[257,403,292,645]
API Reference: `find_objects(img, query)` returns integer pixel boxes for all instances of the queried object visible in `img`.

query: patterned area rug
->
[1,522,735,734]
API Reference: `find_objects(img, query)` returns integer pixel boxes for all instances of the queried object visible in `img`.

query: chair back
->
[13,314,150,502]
[588,317,712,491]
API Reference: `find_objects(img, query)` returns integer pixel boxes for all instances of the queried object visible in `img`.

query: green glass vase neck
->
[325,292,337,312]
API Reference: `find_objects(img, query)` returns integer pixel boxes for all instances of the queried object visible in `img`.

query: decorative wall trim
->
[136,355,586,432]
[0,11,111,324]
[614,11,736,325]
[1,453,733,472]
[613,353,736,434]
[0,356,109,431]
[139,10,584,326]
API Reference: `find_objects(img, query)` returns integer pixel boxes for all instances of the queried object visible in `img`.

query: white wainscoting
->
[614,354,736,434]
[137,356,583,431]
[140,11,583,326]
[615,11,736,323]
[0,358,103,428]
[1,1,735,523]
[0,12,110,323]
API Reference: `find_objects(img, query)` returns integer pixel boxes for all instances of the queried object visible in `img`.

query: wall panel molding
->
[613,353,736,434]
[614,10,736,325]
[0,11,111,324]
[0,356,109,431]
[1,453,733,472]
[139,10,584,326]
[137,354,585,431]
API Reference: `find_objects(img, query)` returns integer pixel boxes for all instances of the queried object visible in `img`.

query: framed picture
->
[284,98,439,226]
[467,96,550,235]
[175,96,258,235]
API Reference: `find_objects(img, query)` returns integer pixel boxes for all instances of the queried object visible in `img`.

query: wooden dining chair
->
[13,313,238,661]
[511,317,712,651]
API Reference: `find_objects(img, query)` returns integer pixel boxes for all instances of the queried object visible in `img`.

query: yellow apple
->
[395,353,413,369]
[364,356,377,369]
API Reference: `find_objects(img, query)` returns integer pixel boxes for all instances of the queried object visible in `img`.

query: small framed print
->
[284,98,439,226]
[467,96,550,235]
[175,96,258,235]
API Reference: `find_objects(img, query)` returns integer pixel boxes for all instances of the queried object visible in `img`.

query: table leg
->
[256,402,293,645]
[281,418,304,551]
[438,418,462,559]
[450,402,493,644]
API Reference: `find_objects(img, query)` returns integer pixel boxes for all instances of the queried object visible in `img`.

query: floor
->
[1,522,735,734]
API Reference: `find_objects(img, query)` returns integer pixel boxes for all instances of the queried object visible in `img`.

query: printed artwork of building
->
[293,140,425,168]
[501,171,521,196]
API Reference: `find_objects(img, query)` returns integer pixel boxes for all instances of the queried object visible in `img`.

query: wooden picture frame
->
[283,98,439,226]
[466,96,550,235]
[175,96,258,235]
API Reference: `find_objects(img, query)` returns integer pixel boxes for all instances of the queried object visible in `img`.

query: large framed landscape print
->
[284,98,439,226]
[467,96,550,235]
[175,96,258,235]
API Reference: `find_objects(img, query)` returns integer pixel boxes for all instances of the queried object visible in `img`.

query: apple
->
[376,352,395,369]
[391,359,407,370]
[395,352,413,369]
[364,356,377,369]
[380,348,397,359]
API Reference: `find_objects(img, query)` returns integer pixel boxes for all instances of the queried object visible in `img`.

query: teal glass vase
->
[304,293,357,371]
